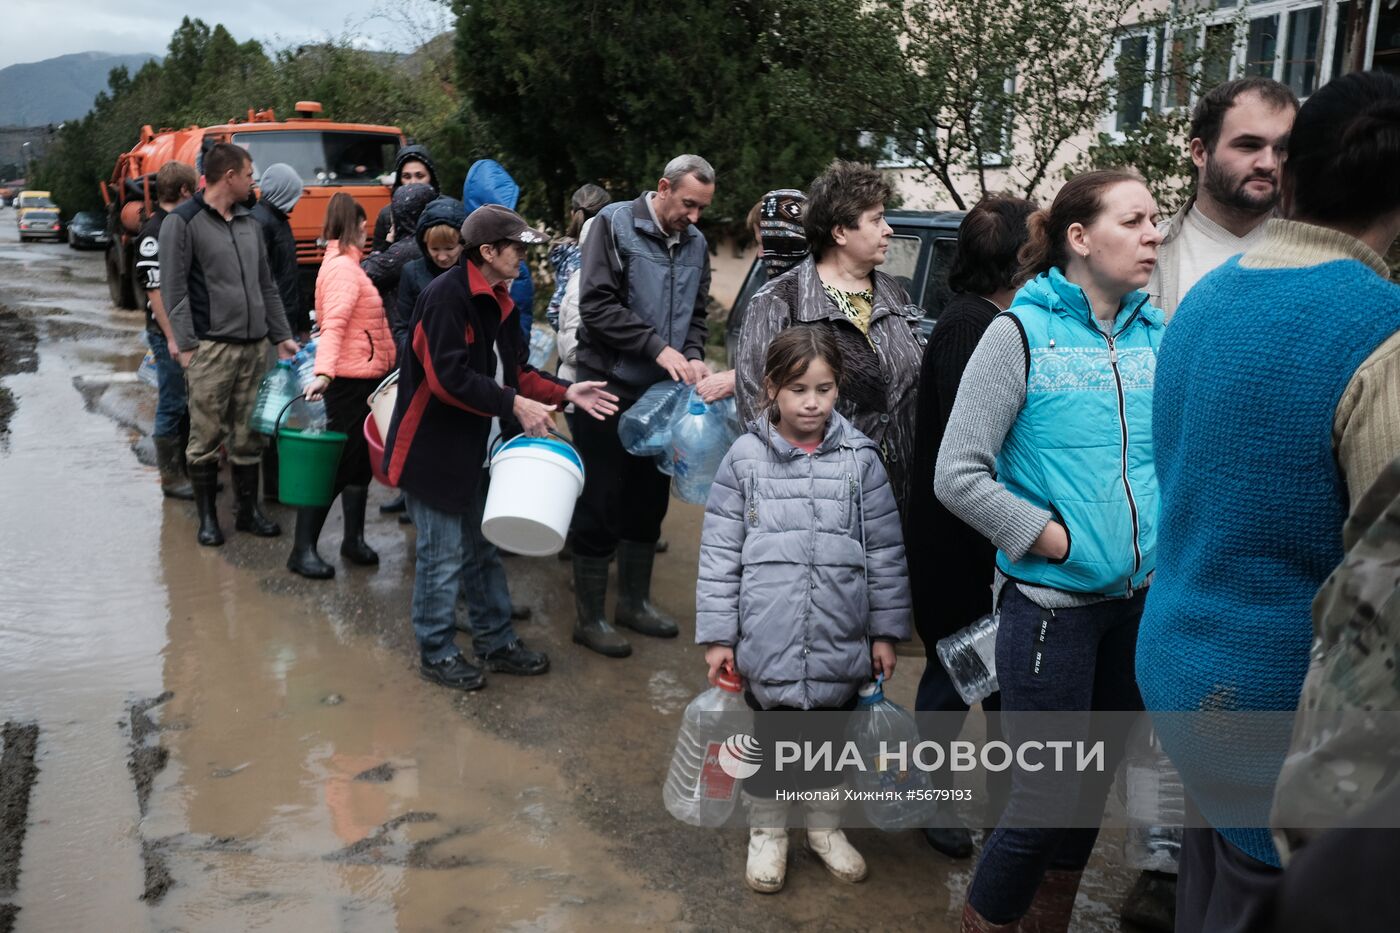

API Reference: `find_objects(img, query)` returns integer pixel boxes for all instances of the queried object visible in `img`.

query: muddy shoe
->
[614,539,678,638]
[805,797,866,884]
[572,554,632,658]
[154,435,194,500]
[477,639,549,676]
[420,653,485,691]
[924,826,974,859]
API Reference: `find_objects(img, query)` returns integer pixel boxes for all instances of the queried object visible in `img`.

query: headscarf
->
[759,188,809,279]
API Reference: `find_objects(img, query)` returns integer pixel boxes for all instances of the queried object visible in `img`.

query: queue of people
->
[140,70,1400,932]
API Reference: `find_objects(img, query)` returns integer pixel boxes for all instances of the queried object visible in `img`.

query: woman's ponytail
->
[1015,170,1142,284]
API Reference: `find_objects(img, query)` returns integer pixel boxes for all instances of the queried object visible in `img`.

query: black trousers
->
[323,375,378,495]
[570,395,672,558]
[742,691,860,800]
[1176,797,1280,933]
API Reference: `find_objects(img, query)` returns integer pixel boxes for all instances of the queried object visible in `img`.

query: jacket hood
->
[463,159,520,212]
[1015,267,1163,331]
[745,409,873,457]
[392,144,439,193]
[414,196,468,260]
[258,163,304,214]
[391,184,437,235]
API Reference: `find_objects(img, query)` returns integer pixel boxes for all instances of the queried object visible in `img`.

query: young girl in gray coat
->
[696,326,912,894]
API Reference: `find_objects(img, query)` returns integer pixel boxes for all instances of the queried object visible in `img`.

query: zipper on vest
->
[1103,306,1145,585]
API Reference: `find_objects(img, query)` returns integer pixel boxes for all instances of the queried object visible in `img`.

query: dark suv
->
[724,209,965,365]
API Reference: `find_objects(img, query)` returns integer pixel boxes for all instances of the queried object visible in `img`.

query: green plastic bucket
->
[273,398,347,507]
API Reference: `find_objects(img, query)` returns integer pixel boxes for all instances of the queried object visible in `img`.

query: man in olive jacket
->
[570,154,715,658]
[161,142,299,547]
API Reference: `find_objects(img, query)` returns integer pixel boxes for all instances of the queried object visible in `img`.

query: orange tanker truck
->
[102,101,404,310]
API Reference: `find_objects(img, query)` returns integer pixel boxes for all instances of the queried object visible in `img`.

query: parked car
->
[67,211,110,250]
[724,209,965,365]
[17,209,63,242]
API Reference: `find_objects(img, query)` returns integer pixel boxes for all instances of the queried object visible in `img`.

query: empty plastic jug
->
[619,380,688,458]
[286,340,327,433]
[663,670,755,827]
[670,393,734,505]
[250,361,299,435]
[846,677,938,831]
[936,613,1000,705]
[527,325,556,370]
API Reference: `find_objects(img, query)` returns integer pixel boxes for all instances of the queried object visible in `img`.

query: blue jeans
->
[967,585,1145,924]
[405,480,516,663]
[145,330,188,440]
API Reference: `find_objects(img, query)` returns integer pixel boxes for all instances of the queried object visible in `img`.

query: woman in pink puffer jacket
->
[289,192,397,579]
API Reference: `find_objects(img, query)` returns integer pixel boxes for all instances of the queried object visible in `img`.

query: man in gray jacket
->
[161,142,300,547]
[570,154,715,658]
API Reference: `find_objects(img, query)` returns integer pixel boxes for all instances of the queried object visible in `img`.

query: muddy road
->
[0,209,1142,931]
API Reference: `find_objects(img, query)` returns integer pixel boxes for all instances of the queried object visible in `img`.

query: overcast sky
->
[1,0,453,69]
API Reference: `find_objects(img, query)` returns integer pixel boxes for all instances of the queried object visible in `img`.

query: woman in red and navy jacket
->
[384,204,617,692]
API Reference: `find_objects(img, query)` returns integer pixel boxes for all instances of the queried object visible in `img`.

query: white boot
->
[804,796,867,884]
[743,792,790,893]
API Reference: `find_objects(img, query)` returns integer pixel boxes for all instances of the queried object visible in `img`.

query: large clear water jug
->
[619,380,687,457]
[250,360,299,435]
[936,613,1000,705]
[670,393,734,505]
[662,670,755,827]
[846,677,939,831]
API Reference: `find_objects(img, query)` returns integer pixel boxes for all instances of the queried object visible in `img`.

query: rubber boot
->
[960,903,1021,932]
[614,539,679,638]
[287,507,334,579]
[338,485,379,565]
[232,463,281,537]
[804,796,867,884]
[1118,870,1176,933]
[188,460,224,547]
[154,435,194,500]
[262,441,280,502]
[1020,869,1082,933]
[571,554,631,658]
[743,793,790,894]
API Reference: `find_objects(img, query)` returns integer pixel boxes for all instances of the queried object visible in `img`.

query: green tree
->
[453,0,886,227]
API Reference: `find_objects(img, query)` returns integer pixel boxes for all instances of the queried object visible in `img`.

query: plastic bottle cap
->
[688,398,707,415]
[857,679,884,705]
[716,670,742,693]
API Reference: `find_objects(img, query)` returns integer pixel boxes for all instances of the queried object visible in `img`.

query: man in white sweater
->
[1150,78,1298,319]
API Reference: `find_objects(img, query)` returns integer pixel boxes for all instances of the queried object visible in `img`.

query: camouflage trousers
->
[184,340,268,467]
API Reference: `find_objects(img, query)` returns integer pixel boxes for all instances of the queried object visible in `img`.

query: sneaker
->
[477,639,550,676]
[420,653,486,691]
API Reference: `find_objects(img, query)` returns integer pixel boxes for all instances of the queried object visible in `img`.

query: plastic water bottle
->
[846,677,939,830]
[662,670,755,827]
[936,613,1000,705]
[250,361,299,435]
[527,325,556,370]
[288,340,327,433]
[619,380,686,457]
[1121,728,1185,872]
[137,348,159,387]
[670,393,730,505]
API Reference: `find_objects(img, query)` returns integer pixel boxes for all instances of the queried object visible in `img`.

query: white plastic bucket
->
[368,370,398,441]
[482,434,586,557]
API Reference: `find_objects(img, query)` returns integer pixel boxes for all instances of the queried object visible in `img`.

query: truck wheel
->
[106,245,136,309]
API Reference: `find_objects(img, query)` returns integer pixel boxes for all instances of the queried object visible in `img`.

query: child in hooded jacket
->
[696,325,912,894]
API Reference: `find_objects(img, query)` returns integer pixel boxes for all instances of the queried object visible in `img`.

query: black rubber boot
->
[287,507,334,579]
[188,460,225,547]
[571,554,631,658]
[338,485,379,565]
[614,539,679,638]
[232,463,281,537]
[262,441,280,502]
[154,435,194,500]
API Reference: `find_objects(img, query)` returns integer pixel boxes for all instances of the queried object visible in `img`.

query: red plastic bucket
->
[364,413,394,488]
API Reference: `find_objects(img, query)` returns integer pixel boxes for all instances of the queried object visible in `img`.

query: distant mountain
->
[0,52,161,127]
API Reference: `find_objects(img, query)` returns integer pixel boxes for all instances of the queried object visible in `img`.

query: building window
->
[1377,0,1400,76]
[1117,34,1150,130]
[1332,1,1353,78]
[1204,22,1238,86]
[1246,15,1281,76]
[1283,7,1324,95]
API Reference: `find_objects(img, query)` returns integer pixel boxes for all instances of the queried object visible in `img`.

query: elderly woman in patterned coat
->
[734,160,926,513]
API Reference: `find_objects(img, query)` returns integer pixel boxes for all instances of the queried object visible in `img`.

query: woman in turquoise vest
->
[934,170,1165,931]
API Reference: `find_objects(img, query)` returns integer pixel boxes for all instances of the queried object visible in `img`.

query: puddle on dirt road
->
[0,228,680,931]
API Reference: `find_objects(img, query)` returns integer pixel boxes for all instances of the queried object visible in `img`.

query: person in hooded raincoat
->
[372,144,440,253]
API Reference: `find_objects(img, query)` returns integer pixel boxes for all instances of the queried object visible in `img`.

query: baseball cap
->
[460,204,549,249]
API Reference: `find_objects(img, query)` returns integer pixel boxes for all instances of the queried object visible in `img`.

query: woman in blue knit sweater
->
[1137,70,1400,931]
[935,170,1165,931]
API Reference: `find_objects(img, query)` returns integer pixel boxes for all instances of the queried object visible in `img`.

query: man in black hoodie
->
[371,145,439,253]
